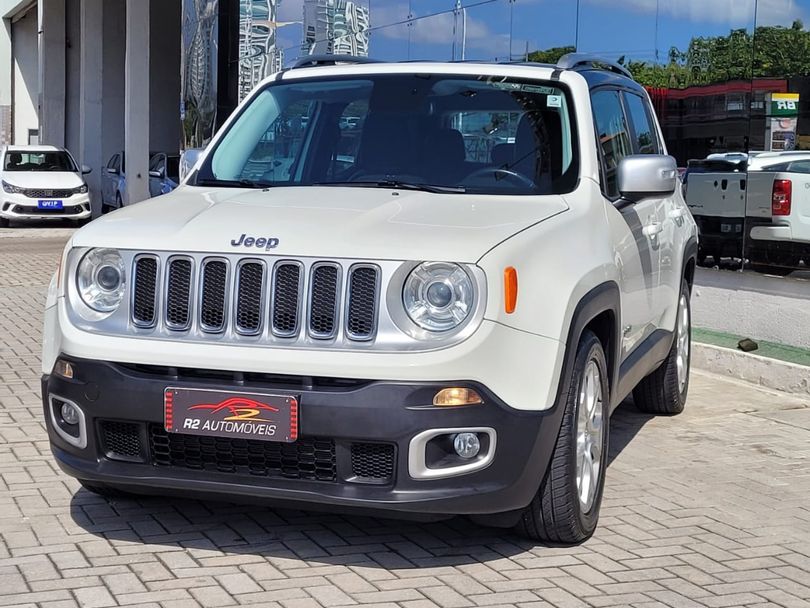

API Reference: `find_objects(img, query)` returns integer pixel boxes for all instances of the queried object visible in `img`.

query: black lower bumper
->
[43,356,563,519]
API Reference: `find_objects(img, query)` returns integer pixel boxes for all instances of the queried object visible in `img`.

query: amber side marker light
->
[504,266,518,314]
[433,387,484,407]
[53,360,74,380]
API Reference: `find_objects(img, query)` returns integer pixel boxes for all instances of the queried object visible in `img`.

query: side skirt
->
[612,328,674,411]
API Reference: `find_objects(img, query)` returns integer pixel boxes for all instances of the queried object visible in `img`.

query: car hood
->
[1,171,84,189]
[73,186,569,262]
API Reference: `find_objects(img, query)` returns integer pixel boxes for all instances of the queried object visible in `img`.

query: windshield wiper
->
[315,180,466,194]
[195,177,276,189]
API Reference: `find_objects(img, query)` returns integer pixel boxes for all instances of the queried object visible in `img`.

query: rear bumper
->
[43,356,563,518]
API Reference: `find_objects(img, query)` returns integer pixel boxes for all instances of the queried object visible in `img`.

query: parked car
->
[148,153,180,197]
[0,145,92,227]
[745,153,810,269]
[101,151,178,212]
[42,55,697,544]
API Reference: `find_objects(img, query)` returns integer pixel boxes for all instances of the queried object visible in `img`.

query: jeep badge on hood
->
[230,234,280,250]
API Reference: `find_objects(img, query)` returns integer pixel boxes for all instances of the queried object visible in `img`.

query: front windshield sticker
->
[523,85,556,95]
[547,95,562,108]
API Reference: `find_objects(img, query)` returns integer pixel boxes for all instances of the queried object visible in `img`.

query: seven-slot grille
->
[130,255,380,342]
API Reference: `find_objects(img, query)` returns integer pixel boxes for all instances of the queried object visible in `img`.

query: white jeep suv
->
[42,55,697,544]
[1,145,92,226]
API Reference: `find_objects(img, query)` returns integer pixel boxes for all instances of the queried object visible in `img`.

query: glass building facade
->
[182,0,810,273]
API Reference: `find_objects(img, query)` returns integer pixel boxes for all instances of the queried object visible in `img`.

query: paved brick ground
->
[2,228,810,608]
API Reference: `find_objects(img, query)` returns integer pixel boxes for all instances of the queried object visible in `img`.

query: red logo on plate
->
[189,396,280,422]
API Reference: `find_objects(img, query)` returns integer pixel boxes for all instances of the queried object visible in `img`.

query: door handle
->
[643,222,663,238]
[669,208,686,219]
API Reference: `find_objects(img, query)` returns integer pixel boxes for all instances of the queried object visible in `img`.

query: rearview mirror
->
[179,148,204,181]
[618,155,678,203]
[81,165,92,175]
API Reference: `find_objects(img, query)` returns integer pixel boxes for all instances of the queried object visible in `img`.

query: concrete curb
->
[693,342,810,397]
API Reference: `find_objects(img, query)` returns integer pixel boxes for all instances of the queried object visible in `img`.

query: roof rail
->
[557,53,633,79]
[292,55,382,69]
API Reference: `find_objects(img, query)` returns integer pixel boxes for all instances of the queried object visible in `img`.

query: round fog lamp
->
[453,432,481,459]
[61,402,80,426]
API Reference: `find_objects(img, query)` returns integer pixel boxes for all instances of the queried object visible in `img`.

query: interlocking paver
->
[1,229,810,607]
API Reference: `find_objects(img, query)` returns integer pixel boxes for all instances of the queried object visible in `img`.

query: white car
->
[42,55,697,543]
[1,145,92,227]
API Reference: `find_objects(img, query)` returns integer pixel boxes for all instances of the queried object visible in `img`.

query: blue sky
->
[275,0,809,65]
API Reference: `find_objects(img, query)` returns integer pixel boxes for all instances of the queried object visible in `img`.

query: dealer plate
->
[38,200,63,209]
[164,387,298,443]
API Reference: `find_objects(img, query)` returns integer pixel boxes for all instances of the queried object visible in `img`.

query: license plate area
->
[38,200,63,209]
[165,387,298,443]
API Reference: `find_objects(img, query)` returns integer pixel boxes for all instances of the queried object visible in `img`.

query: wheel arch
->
[555,282,622,412]
[683,236,698,291]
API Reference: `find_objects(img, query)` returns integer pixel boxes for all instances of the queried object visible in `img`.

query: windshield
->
[197,74,578,195]
[3,150,77,172]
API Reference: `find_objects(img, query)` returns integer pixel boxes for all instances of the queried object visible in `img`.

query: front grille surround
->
[67,250,487,353]
[345,264,381,341]
[270,261,303,338]
[234,259,266,336]
[131,255,160,328]
[199,258,230,333]
[22,188,75,199]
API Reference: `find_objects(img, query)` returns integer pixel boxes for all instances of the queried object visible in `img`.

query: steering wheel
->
[463,167,537,189]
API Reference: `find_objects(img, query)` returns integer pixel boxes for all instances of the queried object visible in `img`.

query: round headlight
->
[403,262,474,332]
[77,248,126,312]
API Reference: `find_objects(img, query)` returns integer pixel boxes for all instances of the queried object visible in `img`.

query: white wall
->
[11,6,37,145]
[149,0,181,154]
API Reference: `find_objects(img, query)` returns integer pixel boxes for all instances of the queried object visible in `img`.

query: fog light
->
[61,402,80,426]
[453,432,481,459]
[433,387,483,407]
[53,360,74,379]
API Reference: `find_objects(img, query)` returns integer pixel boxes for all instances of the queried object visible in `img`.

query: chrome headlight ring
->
[76,248,126,313]
[402,261,476,333]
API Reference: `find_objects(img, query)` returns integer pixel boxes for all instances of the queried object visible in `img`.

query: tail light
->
[772,179,792,216]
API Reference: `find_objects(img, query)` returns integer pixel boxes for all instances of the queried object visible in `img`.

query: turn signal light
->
[504,267,518,314]
[433,387,484,407]
[53,360,74,379]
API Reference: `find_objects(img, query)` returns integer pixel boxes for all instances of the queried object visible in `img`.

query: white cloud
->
[584,0,805,27]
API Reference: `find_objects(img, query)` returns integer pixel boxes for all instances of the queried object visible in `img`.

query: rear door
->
[148,154,165,198]
[592,88,662,357]
[102,154,119,203]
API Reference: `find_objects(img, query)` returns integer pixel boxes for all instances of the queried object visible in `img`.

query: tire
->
[101,203,111,215]
[0,217,9,228]
[78,480,128,498]
[633,280,691,415]
[116,193,123,209]
[514,330,609,544]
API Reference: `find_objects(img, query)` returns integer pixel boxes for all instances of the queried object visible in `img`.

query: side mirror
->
[148,170,164,179]
[179,148,204,181]
[618,155,678,203]
[81,165,92,175]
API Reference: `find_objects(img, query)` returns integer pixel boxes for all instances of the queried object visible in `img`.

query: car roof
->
[272,54,642,94]
[3,145,66,153]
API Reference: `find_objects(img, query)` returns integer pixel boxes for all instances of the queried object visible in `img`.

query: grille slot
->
[235,261,264,334]
[346,266,379,340]
[351,442,395,481]
[165,258,193,329]
[271,262,302,337]
[99,421,144,462]
[149,425,336,481]
[132,256,159,326]
[200,260,228,332]
[308,264,340,338]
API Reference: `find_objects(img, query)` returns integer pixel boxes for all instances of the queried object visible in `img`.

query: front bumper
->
[43,356,563,518]
[1,192,91,220]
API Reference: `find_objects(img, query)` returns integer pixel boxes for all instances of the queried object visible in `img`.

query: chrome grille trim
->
[131,255,160,328]
[270,261,304,338]
[164,256,195,331]
[307,262,342,340]
[67,250,487,354]
[198,258,230,333]
[345,264,380,341]
[234,259,267,336]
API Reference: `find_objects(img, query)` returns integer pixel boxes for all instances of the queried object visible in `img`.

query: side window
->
[107,155,118,170]
[624,93,660,155]
[591,90,632,199]
[149,155,162,172]
[329,99,369,178]
[787,160,810,174]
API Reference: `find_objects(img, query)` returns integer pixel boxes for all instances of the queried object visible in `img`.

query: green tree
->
[527,46,576,64]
